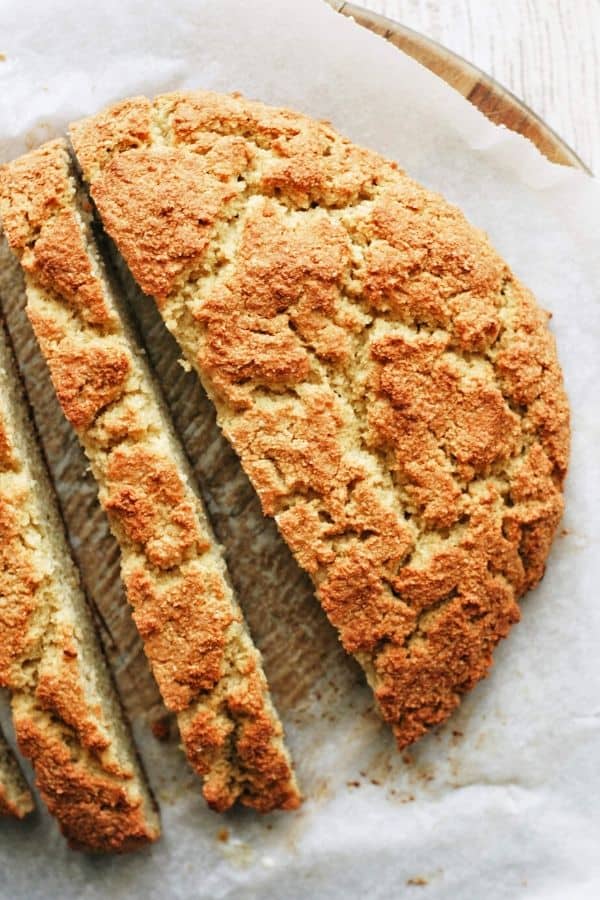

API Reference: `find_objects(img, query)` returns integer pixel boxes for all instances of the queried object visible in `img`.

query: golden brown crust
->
[71,90,570,748]
[0,416,16,470]
[177,651,300,814]
[0,315,159,849]
[105,445,208,569]
[41,339,130,430]
[0,785,25,818]
[0,725,33,819]
[25,207,115,327]
[0,139,299,812]
[90,149,241,301]
[35,621,113,762]
[14,707,151,851]
[125,564,234,711]
[70,97,153,182]
[0,140,71,248]
[0,487,41,686]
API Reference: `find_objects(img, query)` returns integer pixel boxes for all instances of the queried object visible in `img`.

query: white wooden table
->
[357,0,599,173]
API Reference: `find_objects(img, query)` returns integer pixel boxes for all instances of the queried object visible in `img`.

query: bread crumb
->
[407,876,428,887]
[151,716,171,741]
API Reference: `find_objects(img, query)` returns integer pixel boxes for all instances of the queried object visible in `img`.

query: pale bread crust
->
[0,724,33,818]
[0,140,299,813]
[71,91,569,748]
[0,315,159,850]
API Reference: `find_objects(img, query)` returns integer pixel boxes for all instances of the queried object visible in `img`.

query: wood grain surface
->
[0,13,589,805]
[333,1,588,168]
[345,0,599,173]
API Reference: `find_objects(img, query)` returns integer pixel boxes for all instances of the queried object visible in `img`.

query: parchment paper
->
[1,1,599,897]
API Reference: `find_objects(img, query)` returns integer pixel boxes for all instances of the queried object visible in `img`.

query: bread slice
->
[0,723,33,818]
[0,314,159,850]
[70,92,570,749]
[0,140,300,813]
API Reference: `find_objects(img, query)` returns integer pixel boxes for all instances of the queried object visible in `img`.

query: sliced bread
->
[70,92,569,748]
[0,723,33,818]
[0,140,300,813]
[0,315,159,850]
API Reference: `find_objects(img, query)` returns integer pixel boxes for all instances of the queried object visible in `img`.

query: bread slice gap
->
[0,140,300,814]
[0,721,34,819]
[70,91,569,749]
[0,314,159,850]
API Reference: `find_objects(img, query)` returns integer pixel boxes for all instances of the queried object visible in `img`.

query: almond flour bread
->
[0,723,33,818]
[71,91,570,749]
[0,316,159,850]
[0,140,299,813]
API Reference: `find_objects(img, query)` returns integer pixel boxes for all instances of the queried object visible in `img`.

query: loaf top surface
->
[70,90,569,747]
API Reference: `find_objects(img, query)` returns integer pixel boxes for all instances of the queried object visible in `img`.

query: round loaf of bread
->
[70,92,570,748]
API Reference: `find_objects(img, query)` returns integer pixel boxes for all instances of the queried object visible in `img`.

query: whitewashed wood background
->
[353,0,599,173]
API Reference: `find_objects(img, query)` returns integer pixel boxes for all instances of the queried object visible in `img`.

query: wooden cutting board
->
[0,9,585,803]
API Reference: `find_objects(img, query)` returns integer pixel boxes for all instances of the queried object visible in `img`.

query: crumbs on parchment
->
[151,715,172,741]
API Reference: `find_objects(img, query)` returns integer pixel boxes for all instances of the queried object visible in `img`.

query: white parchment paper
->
[1,1,599,897]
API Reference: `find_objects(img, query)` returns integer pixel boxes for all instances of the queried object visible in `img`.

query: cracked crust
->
[71,91,569,748]
[13,697,150,851]
[0,724,33,818]
[0,315,159,849]
[0,140,299,813]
